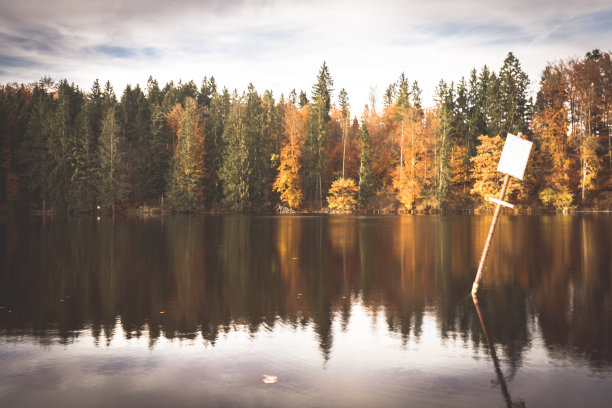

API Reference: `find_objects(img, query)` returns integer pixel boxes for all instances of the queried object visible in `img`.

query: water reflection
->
[0,215,611,373]
[473,297,524,408]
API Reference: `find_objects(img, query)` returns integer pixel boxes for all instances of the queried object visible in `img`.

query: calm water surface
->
[0,215,611,407]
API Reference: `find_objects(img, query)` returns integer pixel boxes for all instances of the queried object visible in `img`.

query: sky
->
[1,0,611,114]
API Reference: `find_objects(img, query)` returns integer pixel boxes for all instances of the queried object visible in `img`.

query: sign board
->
[497,133,532,180]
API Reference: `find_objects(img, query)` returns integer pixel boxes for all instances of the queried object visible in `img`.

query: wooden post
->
[471,174,510,296]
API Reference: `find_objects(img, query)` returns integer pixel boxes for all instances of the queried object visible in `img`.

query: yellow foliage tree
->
[274,103,306,209]
[327,178,359,212]
[393,166,421,210]
[532,105,573,209]
[470,134,520,206]
[450,144,470,194]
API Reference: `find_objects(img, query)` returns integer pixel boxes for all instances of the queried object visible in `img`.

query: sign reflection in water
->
[0,215,611,407]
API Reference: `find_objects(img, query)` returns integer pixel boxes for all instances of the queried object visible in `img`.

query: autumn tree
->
[570,52,605,203]
[274,103,306,209]
[470,134,520,206]
[388,75,425,211]
[327,177,359,212]
[532,64,573,210]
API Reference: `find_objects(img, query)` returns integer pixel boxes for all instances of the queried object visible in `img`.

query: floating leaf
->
[262,375,277,384]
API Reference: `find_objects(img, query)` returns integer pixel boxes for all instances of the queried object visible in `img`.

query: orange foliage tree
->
[165,103,184,153]
[532,105,573,209]
[274,103,307,209]
[327,177,359,212]
[470,134,520,206]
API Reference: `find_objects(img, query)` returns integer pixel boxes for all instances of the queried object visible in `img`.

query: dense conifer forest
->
[1,51,611,214]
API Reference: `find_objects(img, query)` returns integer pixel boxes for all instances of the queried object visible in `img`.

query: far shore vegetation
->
[1,51,611,215]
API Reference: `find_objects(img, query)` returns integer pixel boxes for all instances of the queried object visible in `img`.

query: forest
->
[0,51,611,214]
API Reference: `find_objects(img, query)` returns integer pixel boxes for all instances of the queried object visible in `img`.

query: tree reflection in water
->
[0,214,611,373]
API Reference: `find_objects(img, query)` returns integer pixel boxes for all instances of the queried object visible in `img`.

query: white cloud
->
[1,0,611,112]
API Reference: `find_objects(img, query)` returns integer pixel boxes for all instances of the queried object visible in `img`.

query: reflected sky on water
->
[0,215,611,407]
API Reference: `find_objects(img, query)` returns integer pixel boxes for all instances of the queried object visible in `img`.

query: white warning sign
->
[497,133,533,180]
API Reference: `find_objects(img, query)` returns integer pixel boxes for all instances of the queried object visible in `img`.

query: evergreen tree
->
[299,90,308,107]
[396,73,410,108]
[102,81,117,113]
[304,62,333,208]
[435,81,452,208]
[138,106,171,204]
[220,92,251,209]
[244,84,266,207]
[498,52,531,136]
[70,104,99,211]
[98,106,129,214]
[48,80,84,212]
[198,76,216,107]
[87,79,104,145]
[204,87,230,205]
[146,76,162,107]
[338,88,350,178]
[485,71,502,136]
[167,97,205,212]
[358,124,373,208]
[21,83,54,208]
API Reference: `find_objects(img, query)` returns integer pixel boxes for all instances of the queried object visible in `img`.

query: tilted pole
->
[471,174,510,296]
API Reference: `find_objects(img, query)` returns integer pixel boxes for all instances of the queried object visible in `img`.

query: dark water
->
[0,214,610,407]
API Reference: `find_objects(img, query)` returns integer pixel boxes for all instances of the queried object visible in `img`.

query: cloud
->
[0,0,610,110]
[89,46,159,59]
[0,54,41,69]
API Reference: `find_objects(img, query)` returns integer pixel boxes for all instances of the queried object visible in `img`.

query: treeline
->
[0,51,610,214]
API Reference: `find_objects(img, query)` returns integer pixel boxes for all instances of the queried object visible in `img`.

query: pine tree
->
[305,62,333,208]
[70,105,98,211]
[498,52,531,137]
[203,87,230,205]
[244,84,266,207]
[98,106,129,215]
[140,107,171,204]
[435,81,452,208]
[167,97,205,212]
[48,80,84,212]
[21,83,54,209]
[358,124,373,208]
[338,88,350,178]
[220,92,251,209]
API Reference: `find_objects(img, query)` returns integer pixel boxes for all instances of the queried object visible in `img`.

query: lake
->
[0,214,611,407]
